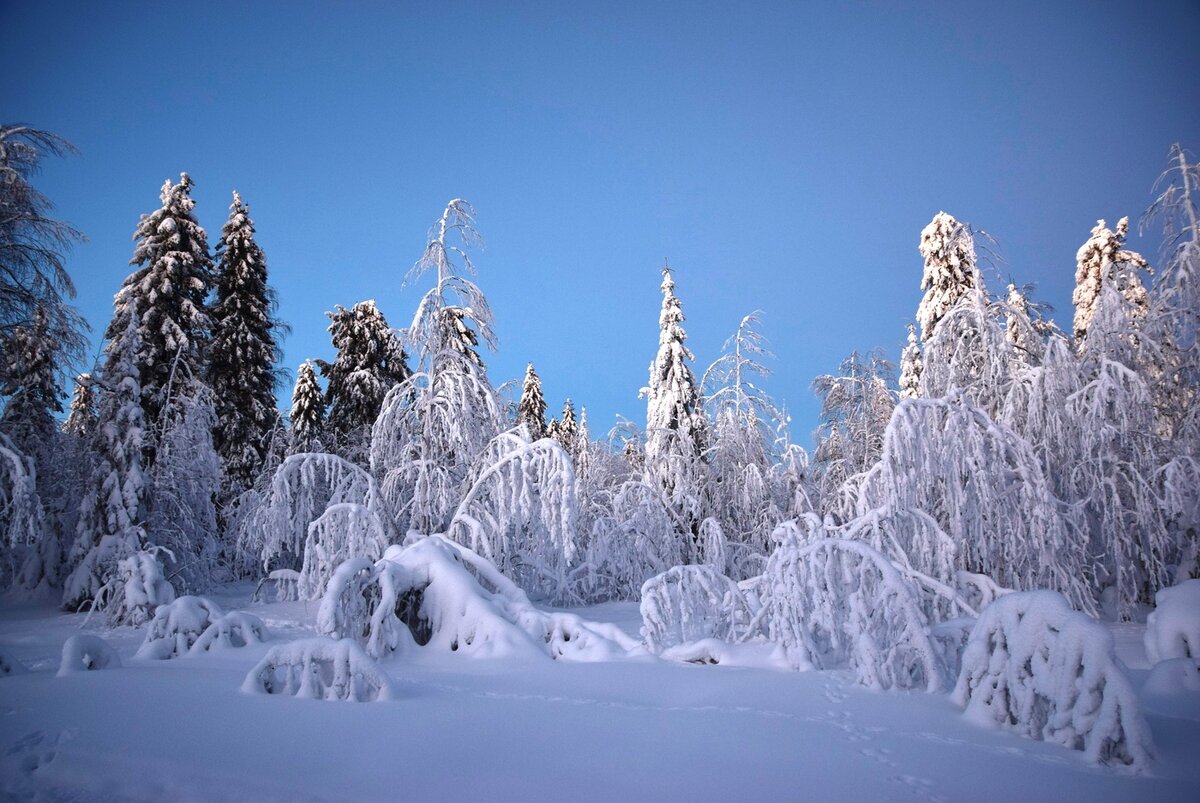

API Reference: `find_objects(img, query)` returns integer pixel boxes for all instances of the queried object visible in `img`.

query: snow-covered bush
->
[241,637,393,702]
[135,595,268,659]
[57,634,121,676]
[1144,579,1200,664]
[298,502,389,600]
[319,537,638,661]
[1141,659,1200,722]
[761,537,944,691]
[252,568,301,603]
[106,549,176,627]
[953,591,1153,770]
[0,648,28,676]
[0,432,45,585]
[639,565,753,653]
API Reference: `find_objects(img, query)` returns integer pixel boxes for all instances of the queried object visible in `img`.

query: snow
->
[2,588,1198,801]
[1144,579,1200,664]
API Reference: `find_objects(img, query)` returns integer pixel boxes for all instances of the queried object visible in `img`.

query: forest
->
[1,123,1198,794]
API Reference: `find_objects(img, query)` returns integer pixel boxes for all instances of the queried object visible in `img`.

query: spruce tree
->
[917,211,979,342]
[121,172,214,438]
[289,360,326,454]
[1072,217,1150,345]
[643,265,707,459]
[517,362,548,440]
[555,399,579,453]
[208,191,285,491]
[319,300,410,462]
[0,307,63,462]
[63,373,97,438]
[898,323,922,400]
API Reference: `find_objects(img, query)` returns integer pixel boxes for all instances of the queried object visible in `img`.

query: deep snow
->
[1,585,1197,802]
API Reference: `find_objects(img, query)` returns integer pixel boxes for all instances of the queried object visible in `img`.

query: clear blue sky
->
[3,1,1198,443]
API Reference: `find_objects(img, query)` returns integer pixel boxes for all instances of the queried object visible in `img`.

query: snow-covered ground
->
[1,586,1197,802]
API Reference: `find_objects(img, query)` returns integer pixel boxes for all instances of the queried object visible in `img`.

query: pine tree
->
[63,373,97,438]
[208,191,285,492]
[917,211,979,342]
[319,300,410,462]
[121,172,214,438]
[898,324,922,400]
[289,360,326,454]
[63,310,148,610]
[643,264,707,459]
[517,362,548,440]
[1072,217,1150,345]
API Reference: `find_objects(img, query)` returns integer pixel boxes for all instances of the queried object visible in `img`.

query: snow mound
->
[1144,579,1200,664]
[0,647,28,676]
[659,639,790,669]
[137,596,269,659]
[57,634,121,676]
[319,536,639,662]
[241,637,393,702]
[1140,658,1200,722]
[762,537,945,691]
[640,565,753,653]
[953,591,1153,771]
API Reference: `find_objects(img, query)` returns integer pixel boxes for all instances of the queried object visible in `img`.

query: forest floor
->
[1,585,1197,802]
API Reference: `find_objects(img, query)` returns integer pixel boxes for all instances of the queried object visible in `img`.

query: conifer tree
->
[917,212,979,342]
[643,265,707,460]
[1072,217,1150,345]
[319,300,410,462]
[289,360,326,454]
[555,399,579,452]
[120,172,214,438]
[208,191,285,491]
[0,307,63,462]
[898,324,922,400]
[63,373,97,438]
[63,310,148,610]
[517,362,548,440]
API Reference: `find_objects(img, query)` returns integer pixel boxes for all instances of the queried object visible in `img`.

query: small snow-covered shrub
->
[137,596,269,659]
[319,537,638,661]
[241,637,392,702]
[107,549,176,627]
[57,635,121,676]
[1144,579,1200,664]
[953,591,1153,770]
[762,537,944,691]
[252,568,301,603]
[137,596,225,659]
[189,612,269,654]
[639,565,753,653]
[0,648,28,676]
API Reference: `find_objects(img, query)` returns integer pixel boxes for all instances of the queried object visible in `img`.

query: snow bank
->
[1144,579,1200,664]
[57,634,121,676]
[241,637,393,702]
[1140,658,1200,722]
[0,647,28,676]
[319,536,639,662]
[953,591,1153,770]
[659,639,791,669]
[137,596,269,659]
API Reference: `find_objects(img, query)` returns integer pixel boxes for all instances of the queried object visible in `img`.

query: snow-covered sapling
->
[241,637,393,702]
[1144,579,1200,665]
[57,634,121,676]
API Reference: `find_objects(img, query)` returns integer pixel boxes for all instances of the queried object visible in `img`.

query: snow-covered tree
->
[208,191,285,492]
[63,373,97,438]
[643,265,707,460]
[0,307,64,459]
[1072,217,1150,345]
[517,362,548,440]
[917,211,980,342]
[63,311,149,611]
[898,323,922,400]
[0,125,86,392]
[554,399,578,454]
[288,360,325,454]
[121,172,214,438]
[319,299,409,464]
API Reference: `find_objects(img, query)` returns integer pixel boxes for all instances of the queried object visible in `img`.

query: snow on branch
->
[242,637,393,702]
[639,564,754,653]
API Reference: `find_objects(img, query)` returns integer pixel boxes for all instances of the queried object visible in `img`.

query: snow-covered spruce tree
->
[371,200,502,535]
[121,172,214,440]
[517,362,548,440]
[554,399,579,454]
[147,380,222,594]
[917,211,980,342]
[208,191,285,493]
[1072,217,1150,345]
[640,264,709,555]
[63,311,149,611]
[0,125,87,391]
[700,311,786,574]
[288,360,326,454]
[857,391,1094,613]
[0,307,64,460]
[898,323,922,400]
[811,349,895,517]
[318,299,409,465]
[0,431,46,589]
[1002,283,1052,367]
[63,373,97,438]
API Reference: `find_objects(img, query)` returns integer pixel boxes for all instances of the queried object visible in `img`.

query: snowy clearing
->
[1,585,1197,802]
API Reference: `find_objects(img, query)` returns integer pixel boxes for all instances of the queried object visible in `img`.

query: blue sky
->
[2,1,1198,443]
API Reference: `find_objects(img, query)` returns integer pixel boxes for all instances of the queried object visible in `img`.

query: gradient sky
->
[3,1,1198,444]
